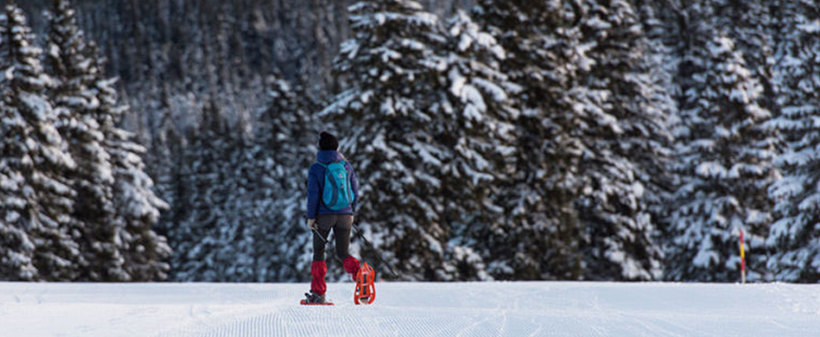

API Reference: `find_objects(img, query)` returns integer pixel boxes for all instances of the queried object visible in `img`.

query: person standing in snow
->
[303,132,361,304]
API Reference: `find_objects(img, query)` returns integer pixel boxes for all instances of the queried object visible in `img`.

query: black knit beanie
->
[319,132,338,151]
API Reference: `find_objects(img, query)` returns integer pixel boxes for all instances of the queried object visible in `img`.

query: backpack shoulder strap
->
[320,160,346,167]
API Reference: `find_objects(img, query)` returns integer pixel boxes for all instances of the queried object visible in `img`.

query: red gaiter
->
[343,256,360,277]
[310,261,327,295]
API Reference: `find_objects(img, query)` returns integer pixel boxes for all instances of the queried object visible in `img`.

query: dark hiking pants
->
[310,214,360,295]
[313,214,354,261]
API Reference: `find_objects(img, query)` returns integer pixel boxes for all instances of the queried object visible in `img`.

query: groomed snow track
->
[2,282,819,336]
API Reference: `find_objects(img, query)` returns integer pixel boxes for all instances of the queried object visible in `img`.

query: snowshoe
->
[354,262,375,305]
[300,291,334,306]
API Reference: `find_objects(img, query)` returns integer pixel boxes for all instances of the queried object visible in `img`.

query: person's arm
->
[306,165,320,219]
[349,164,359,214]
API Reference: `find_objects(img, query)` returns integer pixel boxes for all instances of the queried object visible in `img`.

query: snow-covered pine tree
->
[438,10,519,281]
[253,74,316,282]
[767,1,820,283]
[321,0,459,281]
[97,84,171,281]
[572,0,671,281]
[473,0,587,280]
[0,11,36,282]
[143,84,174,210]
[89,46,171,281]
[711,0,777,114]
[633,0,680,266]
[0,157,35,280]
[161,125,191,280]
[255,75,317,196]
[45,0,127,281]
[214,113,257,282]
[173,100,230,281]
[144,81,192,248]
[0,3,80,281]
[666,9,780,281]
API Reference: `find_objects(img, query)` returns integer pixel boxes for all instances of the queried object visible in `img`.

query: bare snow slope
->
[1,281,819,337]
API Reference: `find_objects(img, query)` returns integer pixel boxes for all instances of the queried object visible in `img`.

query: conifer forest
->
[1,0,818,283]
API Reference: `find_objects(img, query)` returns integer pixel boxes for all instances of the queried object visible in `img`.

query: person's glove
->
[307,218,318,231]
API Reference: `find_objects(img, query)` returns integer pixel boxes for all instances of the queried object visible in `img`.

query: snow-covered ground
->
[1,281,819,337]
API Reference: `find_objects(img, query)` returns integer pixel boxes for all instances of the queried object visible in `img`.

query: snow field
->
[1,281,819,337]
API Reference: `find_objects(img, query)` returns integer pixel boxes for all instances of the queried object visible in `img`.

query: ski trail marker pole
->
[740,229,746,284]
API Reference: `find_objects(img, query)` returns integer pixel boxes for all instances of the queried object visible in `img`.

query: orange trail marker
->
[740,230,746,284]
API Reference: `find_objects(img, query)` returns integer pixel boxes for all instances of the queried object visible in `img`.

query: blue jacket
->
[307,150,358,219]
